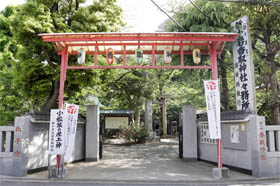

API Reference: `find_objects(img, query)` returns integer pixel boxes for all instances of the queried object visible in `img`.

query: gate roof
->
[39,32,238,56]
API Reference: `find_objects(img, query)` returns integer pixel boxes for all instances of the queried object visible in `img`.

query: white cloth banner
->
[48,109,66,155]
[64,104,79,161]
[204,80,221,139]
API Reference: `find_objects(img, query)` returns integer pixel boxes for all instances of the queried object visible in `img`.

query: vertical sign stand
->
[48,109,67,178]
[231,16,257,113]
[55,46,68,178]
[209,43,229,178]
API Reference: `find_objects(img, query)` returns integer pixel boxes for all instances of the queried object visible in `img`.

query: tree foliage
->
[166,0,280,123]
[231,0,280,123]
[1,0,280,126]
[0,0,123,115]
[163,0,237,111]
[0,6,29,124]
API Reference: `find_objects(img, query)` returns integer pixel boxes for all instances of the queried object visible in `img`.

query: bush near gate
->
[119,122,148,143]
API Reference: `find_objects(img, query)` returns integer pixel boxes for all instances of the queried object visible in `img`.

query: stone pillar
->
[145,100,153,134]
[182,104,197,161]
[86,105,99,162]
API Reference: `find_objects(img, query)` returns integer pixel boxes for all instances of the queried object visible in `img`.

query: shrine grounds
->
[2,138,278,185]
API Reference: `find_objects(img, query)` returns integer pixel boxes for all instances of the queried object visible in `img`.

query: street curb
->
[1,176,280,185]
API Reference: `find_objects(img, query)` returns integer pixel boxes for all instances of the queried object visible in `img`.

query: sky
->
[0,0,173,32]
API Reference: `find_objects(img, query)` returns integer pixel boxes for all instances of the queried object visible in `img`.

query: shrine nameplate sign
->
[231,16,257,113]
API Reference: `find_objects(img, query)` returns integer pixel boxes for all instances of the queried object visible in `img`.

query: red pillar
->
[57,46,68,170]
[210,43,222,169]
[180,44,184,66]
[123,45,126,65]
[152,45,155,66]
[94,45,98,66]
[58,47,68,109]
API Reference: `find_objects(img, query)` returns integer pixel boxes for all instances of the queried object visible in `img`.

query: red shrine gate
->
[39,32,238,174]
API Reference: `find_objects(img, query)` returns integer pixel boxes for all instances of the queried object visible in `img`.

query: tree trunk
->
[270,62,280,124]
[135,107,141,124]
[41,79,60,112]
[218,52,230,111]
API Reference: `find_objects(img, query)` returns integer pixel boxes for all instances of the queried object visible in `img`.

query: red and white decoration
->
[64,104,79,161]
[164,47,172,64]
[106,48,114,65]
[204,80,221,139]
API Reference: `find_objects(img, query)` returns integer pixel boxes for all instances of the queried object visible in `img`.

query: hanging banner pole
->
[55,46,68,178]
[209,43,222,169]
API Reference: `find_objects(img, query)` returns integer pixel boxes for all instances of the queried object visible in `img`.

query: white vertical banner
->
[64,104,79,161]
[231,16,256,113]
[204,80,221,139]
[48,109,66,155]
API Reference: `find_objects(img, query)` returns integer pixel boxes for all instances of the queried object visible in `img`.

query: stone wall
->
[197,115,280,177]
[0,115,85,177]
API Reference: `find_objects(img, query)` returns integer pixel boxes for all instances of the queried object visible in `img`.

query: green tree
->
[163,0,236,111]
[0,6,30,125]
[232,0,280,124]
[6,0,124,112]
[100,65,156,123]
[164,0,280,124]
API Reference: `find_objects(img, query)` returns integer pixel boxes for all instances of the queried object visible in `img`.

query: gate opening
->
[39,32,239,176]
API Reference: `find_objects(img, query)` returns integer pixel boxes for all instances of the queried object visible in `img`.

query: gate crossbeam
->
[39,32,238,71]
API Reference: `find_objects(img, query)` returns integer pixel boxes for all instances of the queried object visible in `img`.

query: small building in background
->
[100,110,134,137]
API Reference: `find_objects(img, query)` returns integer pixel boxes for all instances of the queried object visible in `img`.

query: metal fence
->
[0,126,15,158]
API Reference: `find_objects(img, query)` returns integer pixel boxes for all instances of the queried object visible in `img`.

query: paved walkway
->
[25,138,255,182]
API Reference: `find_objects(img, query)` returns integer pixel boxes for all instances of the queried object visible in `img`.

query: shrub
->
[119,122,148,143]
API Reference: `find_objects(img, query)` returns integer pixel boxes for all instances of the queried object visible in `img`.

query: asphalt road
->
[1,180,280,186]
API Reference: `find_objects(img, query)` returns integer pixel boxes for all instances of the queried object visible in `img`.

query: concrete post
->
[86,105,99,162]
[0,116,28,177]
[145,100,153,134]
[182,104,197,161]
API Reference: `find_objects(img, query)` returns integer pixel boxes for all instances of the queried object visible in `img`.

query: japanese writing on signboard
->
[14,122,23,157]
[199,123,217,144]
[257,117,267,160]
[48,109,66,155]
[204,80,221,139]
[231,16,256,113]
[64,104,79,161]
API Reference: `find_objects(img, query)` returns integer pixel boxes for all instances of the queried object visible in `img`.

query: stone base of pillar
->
[148,132,157,137]
[212,167,229,179]
[182,158,197,162]
[85,158,98,162]
[145,132,160,143]
[49,166,67,178]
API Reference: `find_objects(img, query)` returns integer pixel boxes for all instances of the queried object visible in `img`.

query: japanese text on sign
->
[14,122,23,157]
[231,16,256,113]
[64,104,79,161]
[204,80,221,139]
[257,117,267,160]
[199,123,217,144]
[48,109,66,155]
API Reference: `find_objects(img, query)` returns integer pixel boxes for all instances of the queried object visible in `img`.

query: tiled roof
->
[100,110,134,115]
[29,112,86,123]
[197,110,252,122]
